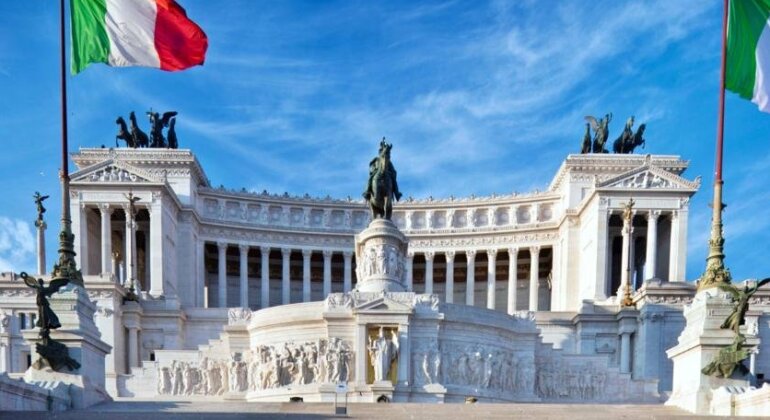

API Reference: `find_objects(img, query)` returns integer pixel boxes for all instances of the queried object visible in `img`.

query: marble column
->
[406,252,414,292]
[619,332,632,374]
[529,246,540,312]
[260,246,270,308]
[445,251,455,304]
[124,210,136,291]
[149,202,164,297]
[644,211,660,280]
[36,220,46,275]
[323,250,332,298]
[507,247,518,314]
[281,248,291,304]
[239,244,249,308]
[76,203,89,275]
[343,251,353,293]
[217,242,227,308]
[619,213,634,297]
[302,249,312,302]
[466,250,476,306]
[127,327,139,368]
[99,204,113,275]
[424,251,435,294]
[196,240,205,307]
[668,209,688,282]
[487,249,498,310]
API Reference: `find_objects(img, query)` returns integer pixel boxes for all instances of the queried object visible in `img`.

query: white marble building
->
[2,147,769,403]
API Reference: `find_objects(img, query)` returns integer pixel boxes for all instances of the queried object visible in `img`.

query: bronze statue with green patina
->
[701,278,770,378]
[363,138,402,220]
[20,272,81,371]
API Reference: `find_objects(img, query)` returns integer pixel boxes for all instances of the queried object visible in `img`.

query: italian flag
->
[70,0,208,74]
[727,0,770,112]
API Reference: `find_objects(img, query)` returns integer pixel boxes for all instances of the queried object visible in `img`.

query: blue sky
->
[0,1,768,282]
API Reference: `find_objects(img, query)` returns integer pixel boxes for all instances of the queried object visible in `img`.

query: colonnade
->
[81,203,157,294]
[203,242,554,312]
[609,208,685,298]
[205,243,353,308]
[406,246,551,313]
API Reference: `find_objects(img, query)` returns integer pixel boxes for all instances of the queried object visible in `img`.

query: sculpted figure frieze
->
[157,338,354,396]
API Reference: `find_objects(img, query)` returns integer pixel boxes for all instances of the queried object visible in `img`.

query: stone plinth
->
[354,219,409,293]
[23,284,112,409]
[665,289,756,415]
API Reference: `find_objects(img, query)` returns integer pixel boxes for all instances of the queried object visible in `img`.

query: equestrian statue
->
[363,138,402,220]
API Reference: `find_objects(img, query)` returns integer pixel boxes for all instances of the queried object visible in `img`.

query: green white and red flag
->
[726,0,770,112]
[70,0,208,74]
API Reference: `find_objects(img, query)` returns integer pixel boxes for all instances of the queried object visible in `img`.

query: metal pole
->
[698,0,731,292]
[54,0,83,287]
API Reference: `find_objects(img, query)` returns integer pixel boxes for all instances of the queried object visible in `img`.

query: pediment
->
[596,162,700,191]
[355,296,413,312]
[70,159,160,184]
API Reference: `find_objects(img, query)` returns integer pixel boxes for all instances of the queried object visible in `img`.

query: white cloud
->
[0,216,35,273]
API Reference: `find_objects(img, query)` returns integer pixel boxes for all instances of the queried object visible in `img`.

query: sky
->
[0,1,768,282]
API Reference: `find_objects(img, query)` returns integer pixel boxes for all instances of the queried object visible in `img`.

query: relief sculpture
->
[157,339,353,396]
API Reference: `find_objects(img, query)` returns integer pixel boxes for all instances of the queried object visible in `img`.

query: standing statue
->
[368,327,399,382]
[116,116,135,148]
[129,111,150,148]
[702,278,770,378]
[20,272,80,371]
[33,192,49,225]
[584,113,612,153]
[363,138,402,220]
[147,110,178,148]
[580,123,592,154]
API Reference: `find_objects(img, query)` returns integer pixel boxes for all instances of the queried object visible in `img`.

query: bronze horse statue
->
[116,116,136,148]
[363,138,402,220]
[129,111,149,148]
[613,123,646,154]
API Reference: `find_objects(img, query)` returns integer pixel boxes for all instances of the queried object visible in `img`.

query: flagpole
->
[698,0,731,291]
[53,0,83,287]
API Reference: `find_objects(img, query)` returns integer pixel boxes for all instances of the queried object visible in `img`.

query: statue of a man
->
[363,138,402,220]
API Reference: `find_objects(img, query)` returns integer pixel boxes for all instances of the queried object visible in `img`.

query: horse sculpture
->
[129,111,149,148]
[613,122,646,154]
[363,138,402,220]
[116,116,135,148]
[167,117,178,149]
[580,123,591,154]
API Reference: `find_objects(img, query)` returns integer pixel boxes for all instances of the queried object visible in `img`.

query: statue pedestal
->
[354,219,409,293]
[665,289,756,415]
[23,284,112,409]
[369,381,395,402]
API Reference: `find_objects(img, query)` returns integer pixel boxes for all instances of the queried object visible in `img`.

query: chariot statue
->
[584,113,612,153]
[115,110,179,149]
[363,138,402,220]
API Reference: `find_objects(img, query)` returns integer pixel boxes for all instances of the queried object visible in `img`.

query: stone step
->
[11,401,694,419]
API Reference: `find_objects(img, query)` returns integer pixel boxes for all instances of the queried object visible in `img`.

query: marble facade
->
[2,147,769,405]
